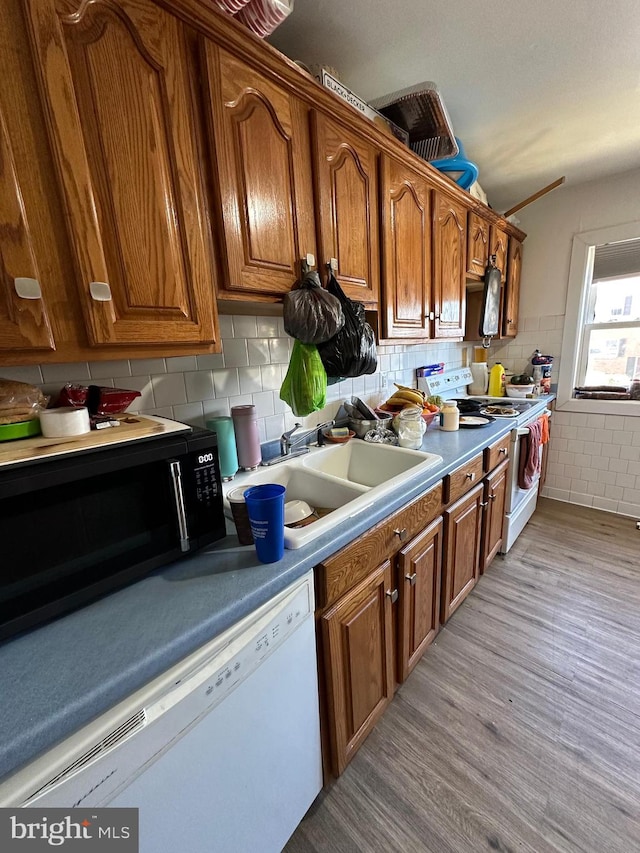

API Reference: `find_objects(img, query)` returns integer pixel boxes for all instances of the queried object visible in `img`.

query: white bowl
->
[505,384,534,398]
[284,499,314,525]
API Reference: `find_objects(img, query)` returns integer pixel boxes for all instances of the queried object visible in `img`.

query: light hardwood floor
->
[286,498,640,853]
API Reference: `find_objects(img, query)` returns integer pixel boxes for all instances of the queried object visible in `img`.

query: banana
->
[386,390,425,407]
[390,386,424,406]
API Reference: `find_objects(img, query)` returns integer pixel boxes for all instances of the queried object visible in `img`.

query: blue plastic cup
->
[243,484,286,563]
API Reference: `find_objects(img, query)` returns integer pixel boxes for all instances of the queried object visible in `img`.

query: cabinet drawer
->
[444,453,484,505]
[316,482,443,609]
[484,434,510,473]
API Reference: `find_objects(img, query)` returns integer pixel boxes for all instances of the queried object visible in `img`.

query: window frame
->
[557,220,640,416]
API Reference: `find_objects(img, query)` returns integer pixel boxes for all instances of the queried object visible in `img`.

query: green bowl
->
[0,419,42,442]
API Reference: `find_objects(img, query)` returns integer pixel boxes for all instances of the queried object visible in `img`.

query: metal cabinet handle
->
[394,528,408,541]
[14,277,42,299]
[89,281,112,302]
[499,447,508,455]
[386,589,399,603]
[169,461,190,553]
[465,472,475,481]
[405,572,417,586]
[489,493,497,501]
[480,501,488,508]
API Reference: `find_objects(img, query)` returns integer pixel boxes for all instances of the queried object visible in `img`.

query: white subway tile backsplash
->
[232,315,258,339]
[222,338,249,368]
[605,484,624,500]
[41,361,91,383]
[259,364,280,392]
[591,496,620,513]
[196,353,225,370]
[605,415,626,431]
[617,501,640,518]
[203,398,230,419]
[166,356,198,373]
[213,368,240,399]
[268,337,289,363]
[173,402,205,427]
[185,370,214,402]
[0,365,44,384]
[252,390,275,418]
[247,338,271,366]
[88,360,131,379]
[238,367,263,395]
[218,315,233,337]
[621,446,640,462]
[608,458,629,474]
[151,372,186,407]
[601,444,621,459]
[256,316,280,338]
[130,358,166,375]
[569,491,593,507]
[264,414,285,441]
[615,473,636,489]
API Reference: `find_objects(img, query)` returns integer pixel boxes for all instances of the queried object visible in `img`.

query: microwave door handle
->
[169,461,190,552]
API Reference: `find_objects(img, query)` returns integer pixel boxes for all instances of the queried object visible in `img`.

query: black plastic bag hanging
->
[317,272,377,378]
[282,269,344,345]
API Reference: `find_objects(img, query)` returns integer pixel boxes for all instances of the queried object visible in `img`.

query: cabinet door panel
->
[503,238,522,337]
[398,516,442,682]
[0,109,54,351]
[433,192,466,338]
[312,112,379,304]
[490,225,508,284]
[381,156,431,339]
[204,46,316,296]
[26,0,218,346]
[321,560,394,775]
[442,482,483,622]
[482,459,508,572]
[466,212,489,278]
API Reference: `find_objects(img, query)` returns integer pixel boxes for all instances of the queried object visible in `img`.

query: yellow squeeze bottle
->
[488,362,506,397]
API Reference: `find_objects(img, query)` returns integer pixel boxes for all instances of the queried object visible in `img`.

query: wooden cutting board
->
[0,415,189,467]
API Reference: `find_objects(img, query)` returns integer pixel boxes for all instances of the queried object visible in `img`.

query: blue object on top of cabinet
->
[430,138,479,190]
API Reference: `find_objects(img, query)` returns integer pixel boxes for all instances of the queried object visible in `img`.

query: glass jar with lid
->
[395,406,426,448]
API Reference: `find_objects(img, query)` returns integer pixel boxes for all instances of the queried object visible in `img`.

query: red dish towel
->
[518,418,543,490]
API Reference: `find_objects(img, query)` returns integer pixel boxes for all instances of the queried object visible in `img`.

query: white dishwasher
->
[1,571,322,853]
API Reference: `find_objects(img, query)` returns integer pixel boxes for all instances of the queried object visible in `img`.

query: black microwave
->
[0,427,226,642]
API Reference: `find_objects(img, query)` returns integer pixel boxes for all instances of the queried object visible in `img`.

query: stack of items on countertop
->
[0,378,142,441]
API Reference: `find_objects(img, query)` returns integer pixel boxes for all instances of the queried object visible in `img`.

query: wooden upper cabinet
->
[380,156,432,340]
[202,46,316,297]
[503,238,523,337]
[433,192,467,338]
[466,212,490,279]
[311,112,379,304]
[490,225,508,284]
[25,0,219,347]
[0,107,54,352]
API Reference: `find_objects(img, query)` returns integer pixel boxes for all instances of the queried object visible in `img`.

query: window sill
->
[556,395,640,417]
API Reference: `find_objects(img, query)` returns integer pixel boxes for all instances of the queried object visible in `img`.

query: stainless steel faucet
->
[280,420,335,456]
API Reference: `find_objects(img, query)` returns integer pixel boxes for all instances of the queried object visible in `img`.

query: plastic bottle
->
[205,416,239,481]
[488,363,506,397]
[440,401,460,431]
[231,405,262,470]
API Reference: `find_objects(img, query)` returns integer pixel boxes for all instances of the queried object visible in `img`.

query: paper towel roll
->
[39,406,91,437]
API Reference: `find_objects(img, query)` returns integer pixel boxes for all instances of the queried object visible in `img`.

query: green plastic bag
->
[280,340,327,417]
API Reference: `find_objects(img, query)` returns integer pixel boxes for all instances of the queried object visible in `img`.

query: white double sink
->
[223,440,443,549]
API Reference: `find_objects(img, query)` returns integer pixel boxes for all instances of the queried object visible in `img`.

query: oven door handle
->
[516,410,551,437]
[169,460,190,552]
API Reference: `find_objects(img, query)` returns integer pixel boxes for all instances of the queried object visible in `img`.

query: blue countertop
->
[0,400,552,782]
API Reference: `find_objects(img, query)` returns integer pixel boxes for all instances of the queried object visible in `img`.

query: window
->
[558,221,640,414]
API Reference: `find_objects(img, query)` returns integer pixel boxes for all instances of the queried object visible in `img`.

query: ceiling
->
[269,0,640,213]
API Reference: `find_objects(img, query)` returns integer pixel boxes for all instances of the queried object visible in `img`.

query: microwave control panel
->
[191,452,220,507]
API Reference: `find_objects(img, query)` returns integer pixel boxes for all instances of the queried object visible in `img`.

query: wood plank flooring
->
[285,499,640,853]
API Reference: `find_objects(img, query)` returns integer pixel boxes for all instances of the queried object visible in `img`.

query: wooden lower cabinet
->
[397,516,443,682]
[321,560,395,776]
[441,482,484,622]
[481,459,508,572]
